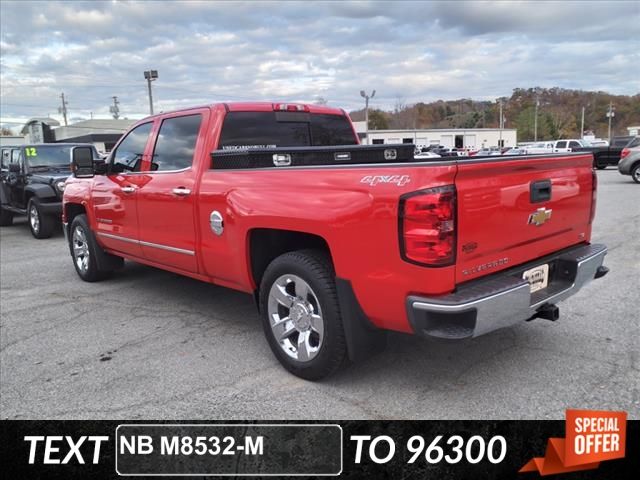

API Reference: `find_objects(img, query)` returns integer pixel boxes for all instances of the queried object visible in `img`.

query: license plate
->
[522,264,549,293]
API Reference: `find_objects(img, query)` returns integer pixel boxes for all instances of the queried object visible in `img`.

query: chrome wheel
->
[72,226,90,274]
[29,204,39,233]
[267,274,324,363]
[633,167,640,183]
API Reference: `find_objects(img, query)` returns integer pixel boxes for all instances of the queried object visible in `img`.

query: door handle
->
[121,186,136,194]
[172,187,191,196]
[530,179,552,203]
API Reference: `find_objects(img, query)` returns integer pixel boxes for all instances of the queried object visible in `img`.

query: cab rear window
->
[218,112,357,150]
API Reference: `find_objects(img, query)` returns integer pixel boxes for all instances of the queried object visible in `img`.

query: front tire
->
[69,214,119,282]
[631,164,640,184]
[27,198,55,239]
[259,250,347,380]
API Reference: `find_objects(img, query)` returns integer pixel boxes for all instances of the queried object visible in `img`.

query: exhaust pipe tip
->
[535,304,560,322]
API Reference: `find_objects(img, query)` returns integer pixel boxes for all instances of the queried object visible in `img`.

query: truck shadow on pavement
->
[103,260,553,393]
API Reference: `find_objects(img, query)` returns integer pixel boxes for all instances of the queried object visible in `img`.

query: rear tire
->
[27,198,55,239]
[69,214,120,282]
[259,249,347,380]
[631,164,640,184]
[0,207,13,226]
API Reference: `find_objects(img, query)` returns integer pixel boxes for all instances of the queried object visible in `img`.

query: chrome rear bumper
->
[407,243,608,340]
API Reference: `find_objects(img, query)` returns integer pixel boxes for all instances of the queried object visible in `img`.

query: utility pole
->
[499,99,503,147]
[534,95,540,142]
[360,89,376,145]
[606,101,615,142]
[580,106,585,139]
[58,92,68,126]
[110,96,120,119]
[143,70,158,115]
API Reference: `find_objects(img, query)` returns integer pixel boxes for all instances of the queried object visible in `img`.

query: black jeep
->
[0,143,100,238]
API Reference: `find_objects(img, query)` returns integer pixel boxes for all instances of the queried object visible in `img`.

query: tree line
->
[350,87,640,141]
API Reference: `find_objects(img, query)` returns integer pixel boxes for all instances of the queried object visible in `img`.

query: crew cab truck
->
[63,103,609,380]
[0,143,99,238]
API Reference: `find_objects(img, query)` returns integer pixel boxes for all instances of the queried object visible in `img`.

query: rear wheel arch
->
[248,228,333,295]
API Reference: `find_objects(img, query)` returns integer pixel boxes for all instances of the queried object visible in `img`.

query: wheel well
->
[249,229,332,289]
[65,203,86,225]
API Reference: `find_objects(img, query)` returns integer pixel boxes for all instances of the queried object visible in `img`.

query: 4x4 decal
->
[360,175,411,187]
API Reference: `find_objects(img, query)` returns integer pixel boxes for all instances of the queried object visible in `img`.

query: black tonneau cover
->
[211,144,418,170]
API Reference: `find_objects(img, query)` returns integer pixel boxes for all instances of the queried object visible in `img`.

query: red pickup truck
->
[63,102,609,380]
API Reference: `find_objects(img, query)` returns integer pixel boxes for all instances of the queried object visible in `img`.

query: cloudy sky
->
[1,0,638,128]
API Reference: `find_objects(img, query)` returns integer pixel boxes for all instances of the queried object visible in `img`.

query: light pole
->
[144,70,158,115]
[360,89,375,144]
[606,101,615,142]
[580,106,585,139]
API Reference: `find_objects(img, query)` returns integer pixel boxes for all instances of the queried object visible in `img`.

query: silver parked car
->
[617,136,640,183]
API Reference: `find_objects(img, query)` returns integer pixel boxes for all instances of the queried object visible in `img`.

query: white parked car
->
[414,151,441,159]
[473,147,502,156]
[525,142,555,154]
[553,139,588,153]
[502,147,527,155]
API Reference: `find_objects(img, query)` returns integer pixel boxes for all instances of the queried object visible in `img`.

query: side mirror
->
[8,163,21,173]
[71,146,95,178]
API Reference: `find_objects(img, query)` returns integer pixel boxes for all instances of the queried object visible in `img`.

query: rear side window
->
[556,141,567,148]
[217,112,357,150]
[613,137,631,147]
[1,149,9,168]
[151,114,202,171]
[626,137,640,148]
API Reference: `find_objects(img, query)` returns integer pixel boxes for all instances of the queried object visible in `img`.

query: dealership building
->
[18,117,135,153]
[352,121,518,149]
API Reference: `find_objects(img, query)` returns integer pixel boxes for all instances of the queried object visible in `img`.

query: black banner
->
[1,420,638,479]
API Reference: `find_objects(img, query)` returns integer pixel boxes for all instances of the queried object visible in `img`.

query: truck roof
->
[140,102,347,121]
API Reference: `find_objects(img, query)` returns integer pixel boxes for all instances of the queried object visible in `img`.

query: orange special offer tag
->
[564,409,627,466]
[520,409,627,476]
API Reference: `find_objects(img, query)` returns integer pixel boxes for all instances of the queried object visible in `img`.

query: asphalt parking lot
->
[1,169,638,420]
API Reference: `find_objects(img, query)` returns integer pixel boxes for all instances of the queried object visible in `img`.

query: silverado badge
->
[528,207,552,226]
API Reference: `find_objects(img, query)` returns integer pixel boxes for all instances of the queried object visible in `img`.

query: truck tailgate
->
[454,154,594,283]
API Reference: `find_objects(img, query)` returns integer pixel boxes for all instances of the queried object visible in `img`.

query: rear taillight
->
[589,169,598,224]
[620,148,630,160]
[399,185,456,266]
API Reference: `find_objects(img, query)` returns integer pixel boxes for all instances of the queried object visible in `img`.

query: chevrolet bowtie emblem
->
[528,207,552,226]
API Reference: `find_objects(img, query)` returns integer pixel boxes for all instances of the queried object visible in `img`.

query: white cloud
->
[0,0,638,127]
